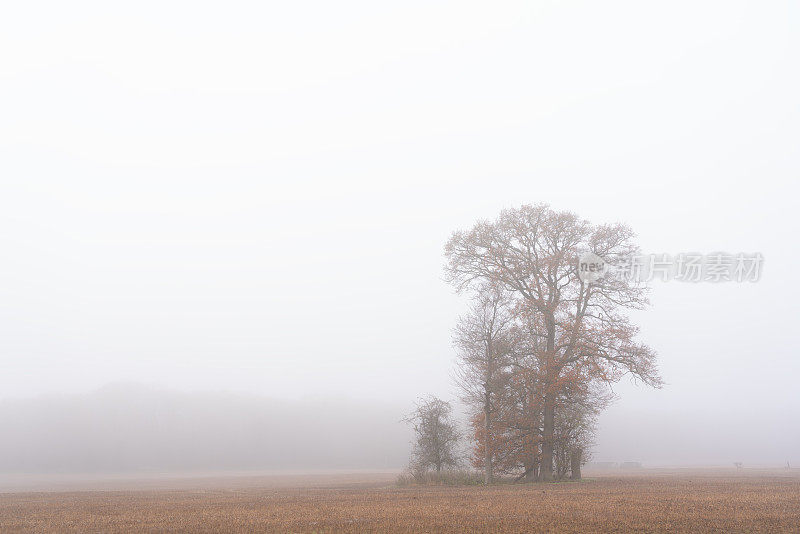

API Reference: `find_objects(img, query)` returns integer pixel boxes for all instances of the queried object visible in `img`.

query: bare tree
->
[445,204,661,480]
[404,396,460,474]
[453,283,517,484]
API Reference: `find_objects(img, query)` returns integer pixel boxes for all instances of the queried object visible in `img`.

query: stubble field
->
[1,469,799,533]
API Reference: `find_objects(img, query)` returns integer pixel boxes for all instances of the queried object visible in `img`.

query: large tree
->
[445,204,661,481]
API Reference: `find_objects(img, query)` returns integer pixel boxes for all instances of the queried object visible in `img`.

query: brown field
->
[2,469,800,533]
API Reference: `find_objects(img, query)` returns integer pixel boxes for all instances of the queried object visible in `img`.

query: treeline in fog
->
[0,384,410,473]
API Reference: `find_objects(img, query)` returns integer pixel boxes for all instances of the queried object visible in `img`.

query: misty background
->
[1,0,798,473]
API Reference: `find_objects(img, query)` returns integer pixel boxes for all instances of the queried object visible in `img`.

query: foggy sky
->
[1,0,798,469]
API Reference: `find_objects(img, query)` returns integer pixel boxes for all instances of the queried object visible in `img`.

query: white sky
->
[1,0,798,450]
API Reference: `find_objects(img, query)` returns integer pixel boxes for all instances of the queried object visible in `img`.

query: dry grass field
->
[2,469,799,533]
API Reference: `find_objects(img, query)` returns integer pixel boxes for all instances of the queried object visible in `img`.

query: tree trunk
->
[570,448,582,480]
[522,452,535,482]
[540,313,557,482]
[483,389,492,484]
[540,390,555,481]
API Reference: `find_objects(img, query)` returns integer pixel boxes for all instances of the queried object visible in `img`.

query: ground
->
[1,469,799,532]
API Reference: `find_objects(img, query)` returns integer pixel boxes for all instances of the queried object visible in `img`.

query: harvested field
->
[1,470,799,532]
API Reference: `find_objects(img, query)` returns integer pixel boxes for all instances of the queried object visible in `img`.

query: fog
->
[1,0,798,474]
[0,384,411,473]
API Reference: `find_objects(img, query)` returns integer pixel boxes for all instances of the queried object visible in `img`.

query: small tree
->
[453,283,516,484]
[404,396,460,474]
[552,382,609,480]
